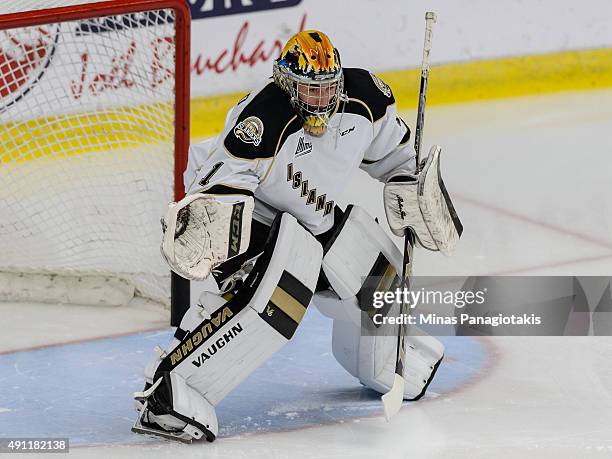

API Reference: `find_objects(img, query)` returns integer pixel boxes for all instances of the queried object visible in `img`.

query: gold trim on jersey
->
[347,98,376,137]
[260,115,299,184]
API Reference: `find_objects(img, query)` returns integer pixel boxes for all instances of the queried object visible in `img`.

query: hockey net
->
[0,0,190,307]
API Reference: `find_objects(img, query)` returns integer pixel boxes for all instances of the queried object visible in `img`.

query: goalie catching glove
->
[384,145,463,255]
[161,193,254,280]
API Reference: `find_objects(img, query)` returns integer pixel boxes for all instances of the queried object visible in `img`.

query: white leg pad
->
[317,205,444,400]
[322,206,402,300]
[136,213,323,441]
[332,317,444,400]
[314,289,361,326]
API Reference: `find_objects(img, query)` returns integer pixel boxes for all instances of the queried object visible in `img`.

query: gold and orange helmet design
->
[273,30,344,136]
[279,30,341,78]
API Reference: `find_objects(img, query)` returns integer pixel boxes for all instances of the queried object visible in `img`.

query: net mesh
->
[0,3,180,306]
[0,1,115,15]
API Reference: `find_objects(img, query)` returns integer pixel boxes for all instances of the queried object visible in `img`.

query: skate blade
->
[132,401,194,444]
[132,418,194,444]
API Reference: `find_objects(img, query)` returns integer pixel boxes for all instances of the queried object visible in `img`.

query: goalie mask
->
[273,30,343,136]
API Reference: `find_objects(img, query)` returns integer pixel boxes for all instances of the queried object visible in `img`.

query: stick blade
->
[381,373,405,421]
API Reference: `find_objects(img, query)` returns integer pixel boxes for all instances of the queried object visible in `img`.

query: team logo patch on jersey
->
[234,116,264,146]
[370,72,392,98]
[295,136,313,157]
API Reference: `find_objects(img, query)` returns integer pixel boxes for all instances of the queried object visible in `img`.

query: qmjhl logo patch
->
[295,137,312,157]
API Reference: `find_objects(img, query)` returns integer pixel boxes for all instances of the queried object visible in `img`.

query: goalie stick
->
[382,11,437,421]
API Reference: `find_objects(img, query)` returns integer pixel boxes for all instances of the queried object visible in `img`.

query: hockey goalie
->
[133,30,463,443]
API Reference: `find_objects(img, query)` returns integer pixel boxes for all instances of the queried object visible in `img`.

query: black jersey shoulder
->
[341,67,395,123]
[224,82,303,160]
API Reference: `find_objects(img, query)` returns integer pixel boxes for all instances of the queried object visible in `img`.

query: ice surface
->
[1,90,611,458]
[0,309,487,444]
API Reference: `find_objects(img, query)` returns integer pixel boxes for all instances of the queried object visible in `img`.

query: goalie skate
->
[131,375,217,443]
[132,400,202,444]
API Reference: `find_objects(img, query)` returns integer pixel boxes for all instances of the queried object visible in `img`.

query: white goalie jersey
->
[184,68,416,236]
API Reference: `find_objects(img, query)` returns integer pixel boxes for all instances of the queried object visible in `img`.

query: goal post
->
[0,0,191,316]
